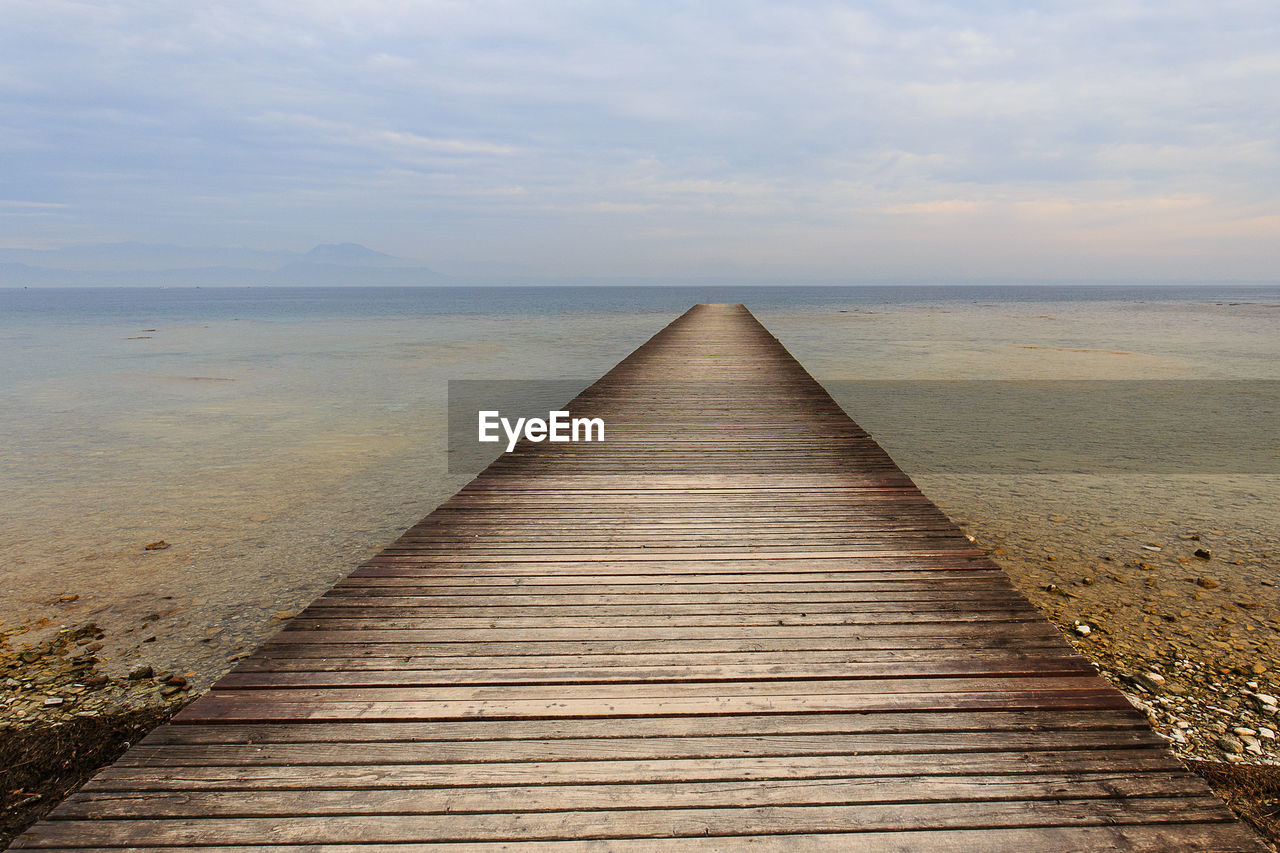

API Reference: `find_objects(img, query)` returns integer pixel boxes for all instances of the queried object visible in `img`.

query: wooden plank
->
[77,749,1192,791]
[12,799,1243,845]
[350,558,1003,576]
[252,637,1074,657]
[199,675,1116,702]
[53,772,1209,818]
[273,611,1045,629]
[9,825,1267,851]
[264,622,1065,643]
[336,572,1010,585]
[116,729,1168,767]
[232,649,1089,672]
[140,709,1152,745]
[212,658,1096,689]
[172,689,1134,723]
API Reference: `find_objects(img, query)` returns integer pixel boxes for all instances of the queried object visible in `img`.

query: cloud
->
[0,0,1277,277]
[252,112,522,159]
[373,130,520,157]
[882,200,987,216]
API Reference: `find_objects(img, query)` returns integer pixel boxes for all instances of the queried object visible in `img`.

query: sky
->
[1,0,1278,281]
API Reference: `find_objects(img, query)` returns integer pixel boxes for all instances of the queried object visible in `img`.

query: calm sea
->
[4,283,1279,325]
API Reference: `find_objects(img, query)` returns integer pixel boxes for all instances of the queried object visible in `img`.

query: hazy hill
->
[301,243,410,267]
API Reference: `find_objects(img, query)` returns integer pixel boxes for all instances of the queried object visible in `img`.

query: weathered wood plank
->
[231,649,1089,672]
[140,709,1151,745]
[263,622,1066,643]
[117,729,1168,767]
[199,675,1116,703]
[172,689,1135,724]
[12,824,1267,852]
[283,607,1045,626]
[77,749,1192,792]
[212,658,1096,688]
[13,799,1243,845]
[53,772,1209,818]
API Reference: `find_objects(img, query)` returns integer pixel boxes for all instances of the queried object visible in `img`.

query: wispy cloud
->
[0,0,1277,277]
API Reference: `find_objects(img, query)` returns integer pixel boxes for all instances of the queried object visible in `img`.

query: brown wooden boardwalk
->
[16,304,1262,850]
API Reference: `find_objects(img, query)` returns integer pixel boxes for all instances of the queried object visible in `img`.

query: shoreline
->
[917,474,1279,766]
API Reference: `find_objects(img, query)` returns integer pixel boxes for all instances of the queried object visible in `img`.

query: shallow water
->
[1,286,1277,697]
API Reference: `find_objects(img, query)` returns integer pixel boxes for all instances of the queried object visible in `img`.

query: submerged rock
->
[1248,692,1278,711]
[1133,671,1167,693]
[1216,735,1244,754]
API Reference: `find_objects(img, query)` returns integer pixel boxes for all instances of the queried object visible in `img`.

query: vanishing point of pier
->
[16,305,1262,850]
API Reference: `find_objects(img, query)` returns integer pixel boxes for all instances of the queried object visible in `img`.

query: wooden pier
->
[17,304,1262,850]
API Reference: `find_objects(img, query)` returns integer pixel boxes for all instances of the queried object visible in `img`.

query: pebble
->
[1133,672,1166,693]
[1259,727,1276,740]
[1217,735,1244,754]
[1193,548,1212,560]
[43,697,63,706]
[127,665,154,680]
[1249,693,1278,710]
[1196,577,1219,589]
[1073,622,1092,637]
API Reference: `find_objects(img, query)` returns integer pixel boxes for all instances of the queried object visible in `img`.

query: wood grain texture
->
[14,304,1262,851]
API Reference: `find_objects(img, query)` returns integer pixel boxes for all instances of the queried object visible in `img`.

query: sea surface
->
[2,284,1278,693]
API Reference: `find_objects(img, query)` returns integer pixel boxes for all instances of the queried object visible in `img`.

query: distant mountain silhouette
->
[301,243,407,267]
